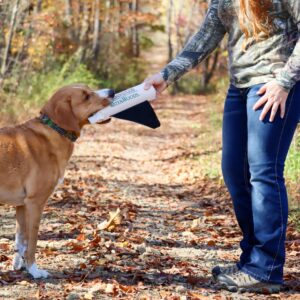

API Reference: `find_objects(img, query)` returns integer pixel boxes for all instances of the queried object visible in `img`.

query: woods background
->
[0,0,299,217]
[0,1,299,298]
[0,0,228,114]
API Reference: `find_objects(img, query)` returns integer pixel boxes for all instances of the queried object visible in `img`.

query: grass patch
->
[286,126,300,227]
[286,126,300,185]
[289,208,300,231]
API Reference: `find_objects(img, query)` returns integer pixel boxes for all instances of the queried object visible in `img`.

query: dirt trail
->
[0,94,299,300]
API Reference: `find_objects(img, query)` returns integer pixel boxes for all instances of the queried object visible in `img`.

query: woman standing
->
[144,0,300,293]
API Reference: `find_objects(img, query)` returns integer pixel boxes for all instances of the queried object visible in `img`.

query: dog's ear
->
[41,96,80,132]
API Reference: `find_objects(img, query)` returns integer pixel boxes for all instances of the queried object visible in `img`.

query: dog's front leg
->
[13,206,27,270]
[24,199,49,279]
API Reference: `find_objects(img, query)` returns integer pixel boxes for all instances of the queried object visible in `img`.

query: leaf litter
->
[0,95,299,299]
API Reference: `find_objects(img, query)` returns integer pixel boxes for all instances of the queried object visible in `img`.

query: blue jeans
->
[222,82,300,284]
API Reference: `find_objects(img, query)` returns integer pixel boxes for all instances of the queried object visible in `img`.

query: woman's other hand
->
[144,73,168,94]
[253,81,289,122]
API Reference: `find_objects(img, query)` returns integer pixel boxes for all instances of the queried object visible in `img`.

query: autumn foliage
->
[0,1,299,298]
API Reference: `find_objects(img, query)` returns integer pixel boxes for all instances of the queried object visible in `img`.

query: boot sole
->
[219,282,281,294]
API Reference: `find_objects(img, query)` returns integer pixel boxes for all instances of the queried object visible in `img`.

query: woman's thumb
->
[144,79,152,90]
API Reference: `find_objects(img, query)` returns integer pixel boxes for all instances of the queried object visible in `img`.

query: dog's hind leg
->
[12,206,27,270]
[23,198,49,279]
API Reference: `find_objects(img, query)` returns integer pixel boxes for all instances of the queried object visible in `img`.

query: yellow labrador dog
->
[0,84,113,278]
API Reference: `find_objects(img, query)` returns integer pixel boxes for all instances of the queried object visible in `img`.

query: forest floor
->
[0,93,299,300]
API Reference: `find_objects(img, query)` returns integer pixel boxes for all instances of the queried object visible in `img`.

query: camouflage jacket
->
[161,0,300,91]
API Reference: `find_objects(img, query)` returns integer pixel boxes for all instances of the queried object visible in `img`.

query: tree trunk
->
[65,0,77,41]
[167,0,180,94]
[92,0,101,58]
[76,1,90,63]
[167,0,174,62]
[104,0,111,29]
[201,48,220,89]
[0,3,10,52]
[1,0,21,77]
[35,0,43,13]
[14,1,39,81]
[64,0,72,25]
[176,0,184,53]
[184,0,198,46]
[131,0,140,57]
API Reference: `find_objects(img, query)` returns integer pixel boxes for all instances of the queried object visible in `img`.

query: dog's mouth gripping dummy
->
[88,83,160,129]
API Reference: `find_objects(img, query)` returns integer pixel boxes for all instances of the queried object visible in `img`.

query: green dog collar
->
[39,114,78,142]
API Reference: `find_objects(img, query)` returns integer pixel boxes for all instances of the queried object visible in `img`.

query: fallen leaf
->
[105,283,115,294]
[0,243,10,251]
[119,284,136,293]
[98,208,122,231]
[84,292,93,300]
[188,291,210,299]
[0,255,9,262]
[191,218,202,231]
[76,233,86,241]
[207,240,216,247]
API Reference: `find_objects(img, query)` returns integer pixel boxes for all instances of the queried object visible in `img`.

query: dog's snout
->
[108,89,115,98]
[95,89,115,99]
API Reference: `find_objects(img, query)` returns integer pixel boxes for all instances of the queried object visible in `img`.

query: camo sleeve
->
[275,0,300,91]
[161,0,226,85]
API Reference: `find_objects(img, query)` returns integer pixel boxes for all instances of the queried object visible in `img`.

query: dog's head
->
[41,84,114,133]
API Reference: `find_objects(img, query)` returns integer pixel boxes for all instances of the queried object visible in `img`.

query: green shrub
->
[0,55,148,123]
[289,208,300,231]
[17,63,99,106]
[286,127,300,184]
[0,90,27,124]
[174,71,229,95]
[95,57,147,92]
[286,126,300,215]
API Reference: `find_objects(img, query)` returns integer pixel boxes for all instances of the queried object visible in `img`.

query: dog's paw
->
[12,254,25,270]
[27,263,50,279]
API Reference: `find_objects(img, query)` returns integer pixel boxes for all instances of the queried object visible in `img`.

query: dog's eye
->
[83,92,90,101]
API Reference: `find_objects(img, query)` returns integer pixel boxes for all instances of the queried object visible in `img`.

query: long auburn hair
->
[239,0,274,47]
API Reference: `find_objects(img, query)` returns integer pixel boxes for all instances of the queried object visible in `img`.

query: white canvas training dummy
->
[88,83,160,129]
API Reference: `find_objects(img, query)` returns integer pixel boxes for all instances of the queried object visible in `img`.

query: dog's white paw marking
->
[13,233,27,270]
[12,253,25,270]
[27,263,50,279]
[55,177,64,189]
[15,233,27,255]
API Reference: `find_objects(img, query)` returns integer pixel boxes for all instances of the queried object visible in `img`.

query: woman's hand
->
[253,81,289,122]
[144,73,168,94]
